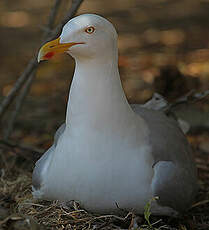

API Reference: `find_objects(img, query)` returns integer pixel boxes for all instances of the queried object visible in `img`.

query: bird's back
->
[132,105,198,212]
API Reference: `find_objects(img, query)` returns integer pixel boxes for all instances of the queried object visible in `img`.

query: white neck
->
[65,50,133,131]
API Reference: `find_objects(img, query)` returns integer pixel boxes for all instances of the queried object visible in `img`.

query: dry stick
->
[4,72,36,139]
[0,0,84,120]
[0,139,44,164]
[47,0,85,41]
[0,139,44,155]
[45,0,63,36]
[0,58,38,120]
[165,89,209,113]
[4,0,62,139]
[2,0,84,139]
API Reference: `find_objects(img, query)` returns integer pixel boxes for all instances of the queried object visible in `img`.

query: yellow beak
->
[38,37,83,62]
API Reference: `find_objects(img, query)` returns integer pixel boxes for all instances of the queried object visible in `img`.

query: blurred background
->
[0,0,209,149]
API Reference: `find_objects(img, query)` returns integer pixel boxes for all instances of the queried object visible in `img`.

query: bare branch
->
[4,72,36,139]
[45,0,62,34]
[0,58,38,119]
[166,89,209,113]
[0,139,44,155]
[46,0,85,42]
[142,90,209,114]
[4,0,63,139]
[0,0,84,120]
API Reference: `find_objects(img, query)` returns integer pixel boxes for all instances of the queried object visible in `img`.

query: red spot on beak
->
[44,52,54,59]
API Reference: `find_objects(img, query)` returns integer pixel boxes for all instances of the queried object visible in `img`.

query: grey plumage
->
[132,106,197,212]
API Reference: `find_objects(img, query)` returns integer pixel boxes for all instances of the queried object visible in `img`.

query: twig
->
[191,199,209,208]
[93,212,132,222]
[0,58,38,119]
[165,89,209,113]
[140,90,209,116]
[0,139,44,154]
[45,0,62,36]
[4,0,62,139]
[0,0,84,120]
[47,0,85,41]
[4,72,36,139]
[2,0,85,140]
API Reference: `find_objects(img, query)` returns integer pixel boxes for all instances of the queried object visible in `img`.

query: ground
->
[0,0,209,229]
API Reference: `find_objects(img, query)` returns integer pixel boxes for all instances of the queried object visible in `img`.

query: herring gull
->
[32,14,198,216]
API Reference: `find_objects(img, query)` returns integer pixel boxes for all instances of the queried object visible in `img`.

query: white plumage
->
[33,14,197,216]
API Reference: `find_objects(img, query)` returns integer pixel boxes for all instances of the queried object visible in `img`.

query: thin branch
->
[4,0,62,139]
[0,58,38,119]
[165,89,209,113]
[0,0,84,120]
[45,0,62,34]
[4,72,36,139]
[46,0,85,41]
[140,90,209,113]
[0,139,44,155]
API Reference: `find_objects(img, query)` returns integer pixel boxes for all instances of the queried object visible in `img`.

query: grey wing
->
[132,106,198,212]
[32,123,66,191]
[131,102,190,134]
[151,161,197,213]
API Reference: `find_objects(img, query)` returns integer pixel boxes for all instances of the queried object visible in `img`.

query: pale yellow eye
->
[85,26,95,34]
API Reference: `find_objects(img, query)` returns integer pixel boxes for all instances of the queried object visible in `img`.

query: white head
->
[38,14,118,62]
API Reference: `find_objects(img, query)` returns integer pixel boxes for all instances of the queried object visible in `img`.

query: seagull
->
[33,14,198,216]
